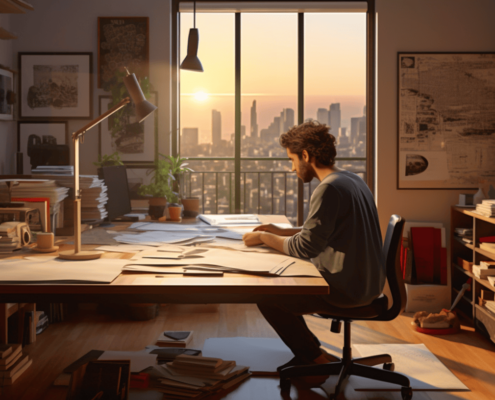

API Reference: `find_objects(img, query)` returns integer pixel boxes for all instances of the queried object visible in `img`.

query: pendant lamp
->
[180,1,203,72]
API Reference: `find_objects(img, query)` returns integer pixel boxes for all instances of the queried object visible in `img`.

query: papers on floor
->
[145,355,250,399]
[123,247,321,277]
[199,214,260,226]
[114,231,215,246]
[0,257,128,283]
[352,344,468,391]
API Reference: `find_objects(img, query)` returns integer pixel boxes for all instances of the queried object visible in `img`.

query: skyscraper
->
[316,108,329,125]
[182,127,199,151]
[250,100,258,139]
[212,109,221,146]
[329,103,341,136]
[282,108,295,132]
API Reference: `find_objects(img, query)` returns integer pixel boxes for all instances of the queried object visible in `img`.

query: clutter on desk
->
[146,354,250,399]
[199,213,260,226]
[0,221,31,252]
[0,343,32,385]
[155,331,193,348]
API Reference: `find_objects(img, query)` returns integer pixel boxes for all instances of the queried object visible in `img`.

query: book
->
[0,344,22,369]
[411,227,436,284]
[488,276,495,288]
[198,214,260,226]
[480,261,495,269]
[148,347,202,363]
[472,265,495,279]
[155,331,193,348]
[480,242,495,253]
[0,354,29,378]
[1,358,32,385]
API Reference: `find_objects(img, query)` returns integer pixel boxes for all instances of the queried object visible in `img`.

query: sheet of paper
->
[130,222,224,234]
[98,351,157,373]
[352,344,468,391]
[64,229,121,245]
[200,241,279,254]
[114,231,215,246]
[0,258,127,283]
[96,245,155,253]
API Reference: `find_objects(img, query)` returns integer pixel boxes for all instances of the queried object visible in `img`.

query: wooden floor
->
[2,303,495,400]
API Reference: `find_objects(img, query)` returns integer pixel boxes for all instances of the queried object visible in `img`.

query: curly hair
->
[279,121,337,167]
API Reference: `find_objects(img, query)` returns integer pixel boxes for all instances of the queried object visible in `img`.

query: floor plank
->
[1,304,494,400]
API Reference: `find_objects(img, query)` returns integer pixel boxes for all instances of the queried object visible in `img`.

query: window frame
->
[171,0,376,225]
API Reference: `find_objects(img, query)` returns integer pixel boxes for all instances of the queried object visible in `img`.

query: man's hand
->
[253,223,285,236]
[243,232,264,247]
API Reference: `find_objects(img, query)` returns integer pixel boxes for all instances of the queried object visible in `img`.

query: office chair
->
[279,214,413,400]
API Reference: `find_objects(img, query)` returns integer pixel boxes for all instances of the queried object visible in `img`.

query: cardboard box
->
[457,257,473,273]
[405,283,450,313]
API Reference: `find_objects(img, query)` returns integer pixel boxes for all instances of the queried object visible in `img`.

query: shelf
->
[453,263,473,278]
[475,246,495,259]
[452,263,495,291]
[453,236,474,250]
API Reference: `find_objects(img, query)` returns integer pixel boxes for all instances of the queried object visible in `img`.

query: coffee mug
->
[37,232,55,249]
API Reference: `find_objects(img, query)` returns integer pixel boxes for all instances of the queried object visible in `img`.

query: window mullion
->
[235,12,241,213]
[297,12,304,226]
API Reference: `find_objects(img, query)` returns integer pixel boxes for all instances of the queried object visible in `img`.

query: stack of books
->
[55,176,109,222]
[472,261,495,279]
[455,227,473,244]
[0,222,22,252]
[476,199,495,217]
[0,344,32,385]
[155,331,193,348]
[151,355,250,399]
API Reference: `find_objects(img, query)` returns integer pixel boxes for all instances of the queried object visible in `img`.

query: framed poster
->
[98,17,149,89]
[0,67,14,120]
[18,52,93,120]
[398,52,495,189]
[17,121,68,174]
[98,92,158,164]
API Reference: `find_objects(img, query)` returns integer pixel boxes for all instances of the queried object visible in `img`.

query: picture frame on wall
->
[17,121,69,174]
[98,17,149,89]
[0,67,14,121]
[397,52,495,189]
[18,52,93,120]
[98,92,158,164]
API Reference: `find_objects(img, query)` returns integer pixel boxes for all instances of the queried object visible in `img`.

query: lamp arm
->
[72,97,131,140]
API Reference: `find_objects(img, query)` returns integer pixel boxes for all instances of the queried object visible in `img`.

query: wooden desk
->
[0,216,329,304]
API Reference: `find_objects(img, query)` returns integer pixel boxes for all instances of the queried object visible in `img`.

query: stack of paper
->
[55,175,109,221]
[476,200,495,217]
[473,262,495,279]
[147,355,250,399]
[199,214,260,226]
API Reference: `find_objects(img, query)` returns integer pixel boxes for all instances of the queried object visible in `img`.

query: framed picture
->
[398,52,495,189]
[17,121,69,174]
[18,52,93,119]
[98,92,158,164]
[98,17,149,89]
[0,67,14,120]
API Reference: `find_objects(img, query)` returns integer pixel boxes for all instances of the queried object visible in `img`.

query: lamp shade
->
[180,28,203,72]
[123,73,158,122]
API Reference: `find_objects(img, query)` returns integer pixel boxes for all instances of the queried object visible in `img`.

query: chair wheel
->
[280,378,291,392]
[401,386,413,400]
[383,362,395,371]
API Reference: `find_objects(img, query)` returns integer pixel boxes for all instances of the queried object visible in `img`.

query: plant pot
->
[181,197,200,218]
[148,197,167,220]
[168,204,182,222]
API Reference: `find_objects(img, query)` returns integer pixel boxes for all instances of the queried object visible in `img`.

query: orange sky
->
[180,12,366,142]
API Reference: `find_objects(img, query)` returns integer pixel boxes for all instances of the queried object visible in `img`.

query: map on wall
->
[98,17,149,88]
[398,53,495,189]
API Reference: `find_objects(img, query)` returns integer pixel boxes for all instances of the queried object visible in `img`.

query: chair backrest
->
[379,214,407,321]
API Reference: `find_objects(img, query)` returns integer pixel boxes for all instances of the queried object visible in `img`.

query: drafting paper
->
[96,245,155,253]
[352,344,468,391]
[0,258,127,283]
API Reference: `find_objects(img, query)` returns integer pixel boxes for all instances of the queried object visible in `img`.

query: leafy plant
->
[93,151,124,168]
[165,154,194,196]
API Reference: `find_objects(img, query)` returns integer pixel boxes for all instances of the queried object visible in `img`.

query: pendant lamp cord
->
[193,1,196,28]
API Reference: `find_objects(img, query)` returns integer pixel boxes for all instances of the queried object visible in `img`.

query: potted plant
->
[165,155,198,218]
[137,155,174,220]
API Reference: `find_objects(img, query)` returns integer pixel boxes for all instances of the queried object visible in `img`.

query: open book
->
[199,214,260,226]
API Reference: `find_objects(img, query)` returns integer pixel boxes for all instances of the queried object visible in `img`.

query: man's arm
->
[253,223,301,236]
[242,231,287,253]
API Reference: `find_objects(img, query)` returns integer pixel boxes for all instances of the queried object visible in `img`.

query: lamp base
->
[58,250,103,261]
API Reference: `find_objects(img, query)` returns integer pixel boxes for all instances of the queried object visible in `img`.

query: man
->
[243,121,384,383]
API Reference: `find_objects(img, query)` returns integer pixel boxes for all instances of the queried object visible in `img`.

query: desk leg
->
[0,303,7,344]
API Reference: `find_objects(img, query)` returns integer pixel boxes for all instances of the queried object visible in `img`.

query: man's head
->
[280,121,337,182]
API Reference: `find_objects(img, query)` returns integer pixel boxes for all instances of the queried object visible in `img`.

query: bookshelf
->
[451,206,495,343]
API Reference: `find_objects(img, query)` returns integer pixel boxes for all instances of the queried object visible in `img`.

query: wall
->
[375,0,495,233]
[0,13,14,174]
[11,0,172,174]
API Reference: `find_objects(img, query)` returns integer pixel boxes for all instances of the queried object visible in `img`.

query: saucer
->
[31,245,59,253]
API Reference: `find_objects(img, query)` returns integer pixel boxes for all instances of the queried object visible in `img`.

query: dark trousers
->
[257,294,355,362]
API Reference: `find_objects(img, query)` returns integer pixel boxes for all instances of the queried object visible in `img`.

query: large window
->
[173,1,373,224]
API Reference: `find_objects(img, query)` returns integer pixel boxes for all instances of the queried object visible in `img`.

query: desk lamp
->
[58,70,157,260]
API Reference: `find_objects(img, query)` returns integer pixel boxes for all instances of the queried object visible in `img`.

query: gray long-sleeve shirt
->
[285,170,385,307]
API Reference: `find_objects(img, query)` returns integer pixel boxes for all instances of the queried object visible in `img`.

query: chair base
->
[280,353,413,400]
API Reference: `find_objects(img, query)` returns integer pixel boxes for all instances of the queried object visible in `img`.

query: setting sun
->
[194,91,209,101]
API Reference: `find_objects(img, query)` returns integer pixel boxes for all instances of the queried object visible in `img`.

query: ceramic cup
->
[37,232,55,250]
